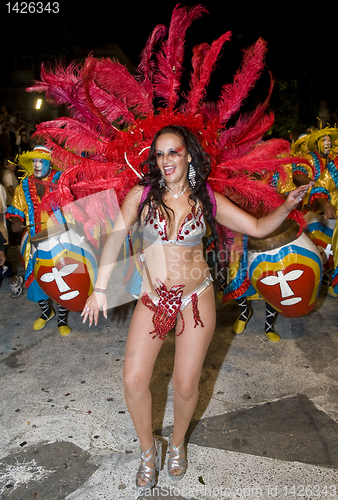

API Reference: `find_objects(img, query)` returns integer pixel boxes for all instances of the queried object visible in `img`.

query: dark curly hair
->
[138,125,217,242]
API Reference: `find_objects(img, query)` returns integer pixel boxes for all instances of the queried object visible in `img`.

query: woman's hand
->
[81,290,108,327]
[284,182,314,212]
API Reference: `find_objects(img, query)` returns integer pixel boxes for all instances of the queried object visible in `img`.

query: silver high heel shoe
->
[167,433,187,481]
[136,436,162,493]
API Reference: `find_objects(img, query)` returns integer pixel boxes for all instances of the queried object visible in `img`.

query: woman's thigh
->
[123,299,164,388]
[173,285,216,387]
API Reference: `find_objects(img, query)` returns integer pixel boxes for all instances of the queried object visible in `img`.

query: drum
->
[31,224,98,312]
[123,223,143,298]
[247,220,323,317]
[304,211,335,273]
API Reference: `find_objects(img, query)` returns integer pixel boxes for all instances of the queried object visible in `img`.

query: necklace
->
[165,184,190,199]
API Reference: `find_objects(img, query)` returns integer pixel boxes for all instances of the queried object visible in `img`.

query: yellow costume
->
[6,170,63,300]
[292,128,338,204]
[6,146,63,302]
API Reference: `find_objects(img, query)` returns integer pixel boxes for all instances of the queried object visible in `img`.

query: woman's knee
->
[172,375,199,401]
[123,369,150,396]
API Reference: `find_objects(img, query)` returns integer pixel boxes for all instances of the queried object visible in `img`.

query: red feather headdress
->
[27,3,306,246]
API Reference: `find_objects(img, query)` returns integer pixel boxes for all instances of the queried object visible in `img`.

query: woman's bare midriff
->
[142,241,211,297]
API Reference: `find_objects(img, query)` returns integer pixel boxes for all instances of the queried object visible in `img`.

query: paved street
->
[1,249,338,499]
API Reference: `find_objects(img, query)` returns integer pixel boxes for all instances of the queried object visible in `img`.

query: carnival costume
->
[309,154,338,213]
[308,138,338,296]
[22,5,323,493]
[6,146,71,335]
[26,4,307,341]
[222,157,299,341]
[292,128,338,204]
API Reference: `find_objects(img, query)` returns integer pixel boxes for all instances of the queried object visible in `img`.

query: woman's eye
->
[155,152,163,158]
[168,149,179,156]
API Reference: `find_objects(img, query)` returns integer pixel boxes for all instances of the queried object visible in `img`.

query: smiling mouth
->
[164,166,175,175]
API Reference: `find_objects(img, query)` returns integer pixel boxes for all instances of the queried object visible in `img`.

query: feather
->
[35,117,109,156]
[137,23,167,107]
[217,37,267,125]
[153,4,208,108]
[89,57,153,118]
[189,42,210,91]
[27,63,96,124]
[81,58,135,133]
[186,32,231,115]
[219,74,274,153]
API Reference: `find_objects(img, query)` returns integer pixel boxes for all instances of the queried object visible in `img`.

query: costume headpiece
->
[307,127,338,152]
[26,3,306,242]
[16,145,54,177]
[291,134,309,156]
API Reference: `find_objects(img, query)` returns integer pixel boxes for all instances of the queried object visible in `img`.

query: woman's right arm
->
[81,185,144,326]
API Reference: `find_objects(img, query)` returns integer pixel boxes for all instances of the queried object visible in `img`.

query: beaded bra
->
[143,201,205,246]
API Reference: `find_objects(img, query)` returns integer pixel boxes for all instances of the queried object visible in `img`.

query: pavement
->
[1,247,338,500]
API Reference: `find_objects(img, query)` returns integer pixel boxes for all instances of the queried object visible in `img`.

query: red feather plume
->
[153,4,207,109]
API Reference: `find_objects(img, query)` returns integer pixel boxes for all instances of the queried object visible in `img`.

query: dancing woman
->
[82,124,311,493]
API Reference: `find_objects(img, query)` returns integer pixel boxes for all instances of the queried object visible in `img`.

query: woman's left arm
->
[214,183,313,238]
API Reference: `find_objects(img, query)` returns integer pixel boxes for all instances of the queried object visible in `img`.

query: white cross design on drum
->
[260,269,303,306]
[321,243,333,264]
[40,264,80,301]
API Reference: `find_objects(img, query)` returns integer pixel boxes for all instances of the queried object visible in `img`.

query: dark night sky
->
[2,1,337,124]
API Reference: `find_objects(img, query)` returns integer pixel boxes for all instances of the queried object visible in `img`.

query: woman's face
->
[155,133,192,185]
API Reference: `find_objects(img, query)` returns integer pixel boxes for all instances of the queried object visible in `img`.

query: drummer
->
[222,159,305,342]
[6,146,72,336]
[291,128,338,205]
[308,135,338,296]
[308,135,338,220]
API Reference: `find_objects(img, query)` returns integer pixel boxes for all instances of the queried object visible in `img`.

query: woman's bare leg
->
[171,285,216,448]
[123,300,163,453]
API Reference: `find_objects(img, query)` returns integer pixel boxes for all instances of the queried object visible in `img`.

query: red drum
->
[31,224,98,312]
[304,211,335,273]
[247,220,323,317]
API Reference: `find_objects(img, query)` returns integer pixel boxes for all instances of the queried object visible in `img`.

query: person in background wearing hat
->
[291,128,338,205]
[308,135,338,297]
[222,155,302,343]
[6,145,71,336]
[309,135,338,219]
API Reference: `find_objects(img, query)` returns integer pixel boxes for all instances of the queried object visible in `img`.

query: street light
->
[36,99,42,110]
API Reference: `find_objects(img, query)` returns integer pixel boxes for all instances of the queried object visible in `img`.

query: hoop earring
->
[188,163,196,188]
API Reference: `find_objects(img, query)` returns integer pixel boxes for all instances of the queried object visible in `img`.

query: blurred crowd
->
[0,102,38,297]
[0,104,37,169]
